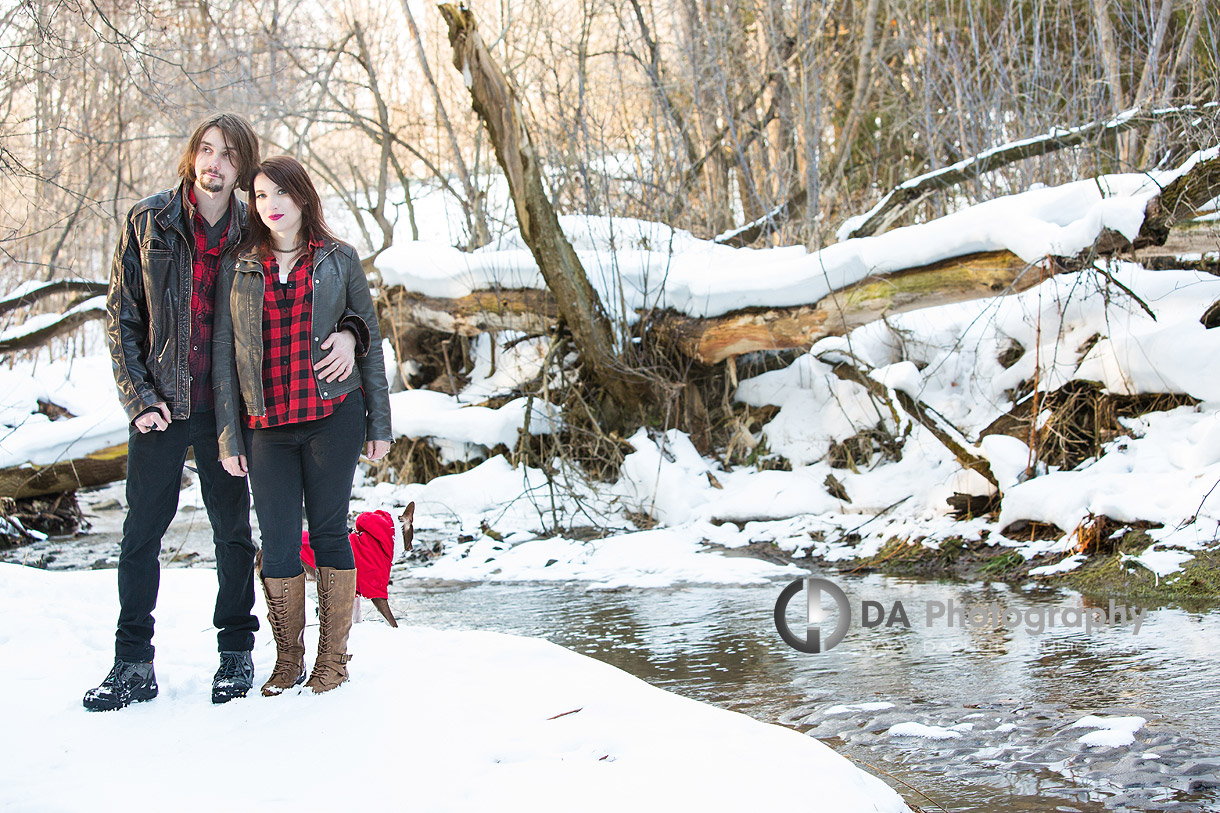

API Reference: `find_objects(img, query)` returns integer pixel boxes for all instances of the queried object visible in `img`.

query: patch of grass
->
[1061,531,1220,609]
[978,550,1024,576]
[850,536,975,579]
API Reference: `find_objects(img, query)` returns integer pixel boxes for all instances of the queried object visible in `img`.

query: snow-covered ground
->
[0,563,907,812]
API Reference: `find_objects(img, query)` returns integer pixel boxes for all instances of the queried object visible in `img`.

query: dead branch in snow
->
[820,355,998,488]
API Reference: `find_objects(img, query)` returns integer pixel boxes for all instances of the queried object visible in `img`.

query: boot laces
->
[267,582,294,647]
[216,652,251,685]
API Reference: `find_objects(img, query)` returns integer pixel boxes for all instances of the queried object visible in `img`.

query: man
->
[86,113,358,710]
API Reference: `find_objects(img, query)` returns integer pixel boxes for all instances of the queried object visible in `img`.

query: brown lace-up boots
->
[260,573,307,696]
[305,567,357,693]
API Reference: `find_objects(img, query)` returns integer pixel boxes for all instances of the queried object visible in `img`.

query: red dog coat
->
[300,510,396,599]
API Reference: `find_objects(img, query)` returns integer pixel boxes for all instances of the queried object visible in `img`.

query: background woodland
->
[3,0,1217,288]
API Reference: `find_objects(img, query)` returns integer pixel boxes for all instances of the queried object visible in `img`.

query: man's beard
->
[199,173,225,193]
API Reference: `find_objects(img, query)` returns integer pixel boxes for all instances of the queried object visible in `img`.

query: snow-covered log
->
[0,443,127,500]
[380,287,559,338]
[381,249,1035,364]
[1130,148,1220,248]
[0,295,106,354]
[379,145,1217,369]
[0,279,106,318]
[649,250,1034,364]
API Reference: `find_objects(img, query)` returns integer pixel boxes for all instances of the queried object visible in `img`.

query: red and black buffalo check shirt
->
[247,240,346,429]
[186,186,232,410]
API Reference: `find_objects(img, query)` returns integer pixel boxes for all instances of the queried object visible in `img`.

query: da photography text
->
[773,576,1148,654]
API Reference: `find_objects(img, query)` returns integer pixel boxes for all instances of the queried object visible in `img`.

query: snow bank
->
[0,354,128,469]
[352,452,803,588]
[0,564,908,812]
[411,521,802,588]
[729,264,1220,565]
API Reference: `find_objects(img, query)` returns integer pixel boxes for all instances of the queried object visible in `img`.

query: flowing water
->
[388,572,1220,812]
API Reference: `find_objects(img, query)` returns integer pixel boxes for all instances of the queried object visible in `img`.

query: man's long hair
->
[241,155,339,257]
[177,112,261,192]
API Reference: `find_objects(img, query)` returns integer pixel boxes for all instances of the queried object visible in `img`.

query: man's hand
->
[314,330,357,383]
[134,402,171,433]
[364,440,391,461]
[220,455,248,477]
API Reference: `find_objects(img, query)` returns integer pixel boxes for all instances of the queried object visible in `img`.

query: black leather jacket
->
[213,238,393,459]
[106,183,245,423]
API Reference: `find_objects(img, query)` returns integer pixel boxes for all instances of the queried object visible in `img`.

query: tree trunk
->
[819,0,882,210]
[436,4,648,410]
[1090,0,1126,161]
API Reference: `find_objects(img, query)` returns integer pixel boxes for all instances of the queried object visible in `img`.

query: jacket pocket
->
[141,249,174,289]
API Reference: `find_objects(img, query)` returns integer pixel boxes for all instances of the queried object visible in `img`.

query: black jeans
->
[116,409,258,662]
[246,389,363,579]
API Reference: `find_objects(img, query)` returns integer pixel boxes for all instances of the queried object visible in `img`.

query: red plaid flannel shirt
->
[247,240,346,429]
[186,186,232,410]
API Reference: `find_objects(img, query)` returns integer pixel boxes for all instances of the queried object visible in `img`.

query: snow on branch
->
[837,103,1220,243]
[0,279,106,318]
[0,296,105,354]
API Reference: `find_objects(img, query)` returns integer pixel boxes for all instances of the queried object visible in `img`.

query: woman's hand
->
[221,455,248,477]
[314,330,357,382]
[365,440,391,461]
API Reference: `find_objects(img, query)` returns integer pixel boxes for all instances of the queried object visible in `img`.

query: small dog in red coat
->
[299,502,415,627]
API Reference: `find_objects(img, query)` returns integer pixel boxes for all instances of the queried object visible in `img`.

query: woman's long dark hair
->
[241,155,338,257]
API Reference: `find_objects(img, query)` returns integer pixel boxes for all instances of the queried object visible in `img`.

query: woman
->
[214,155,392,695]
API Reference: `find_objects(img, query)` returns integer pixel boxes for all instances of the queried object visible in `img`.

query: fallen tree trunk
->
[380,287,559,338]
[0,279,106,317]
[381,249,1037,364]
[0,444,128,500]
[0,298,106,354]
[821,358,998,488]
[1130,149,1220,248]
[650,250,1037,364]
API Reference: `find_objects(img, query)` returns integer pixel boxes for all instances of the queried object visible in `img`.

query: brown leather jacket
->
[106,183,245,422]
[213,238,392,459]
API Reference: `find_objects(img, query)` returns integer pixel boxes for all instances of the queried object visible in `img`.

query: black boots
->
[82,659,158,712]
[84,652,253,709]
[211,651,255,704]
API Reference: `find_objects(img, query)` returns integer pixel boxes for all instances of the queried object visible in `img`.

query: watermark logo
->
[773,577,1148,654]
[773,576,851,653]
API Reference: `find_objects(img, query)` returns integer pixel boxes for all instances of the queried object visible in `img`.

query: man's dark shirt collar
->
[185,183,234,250]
